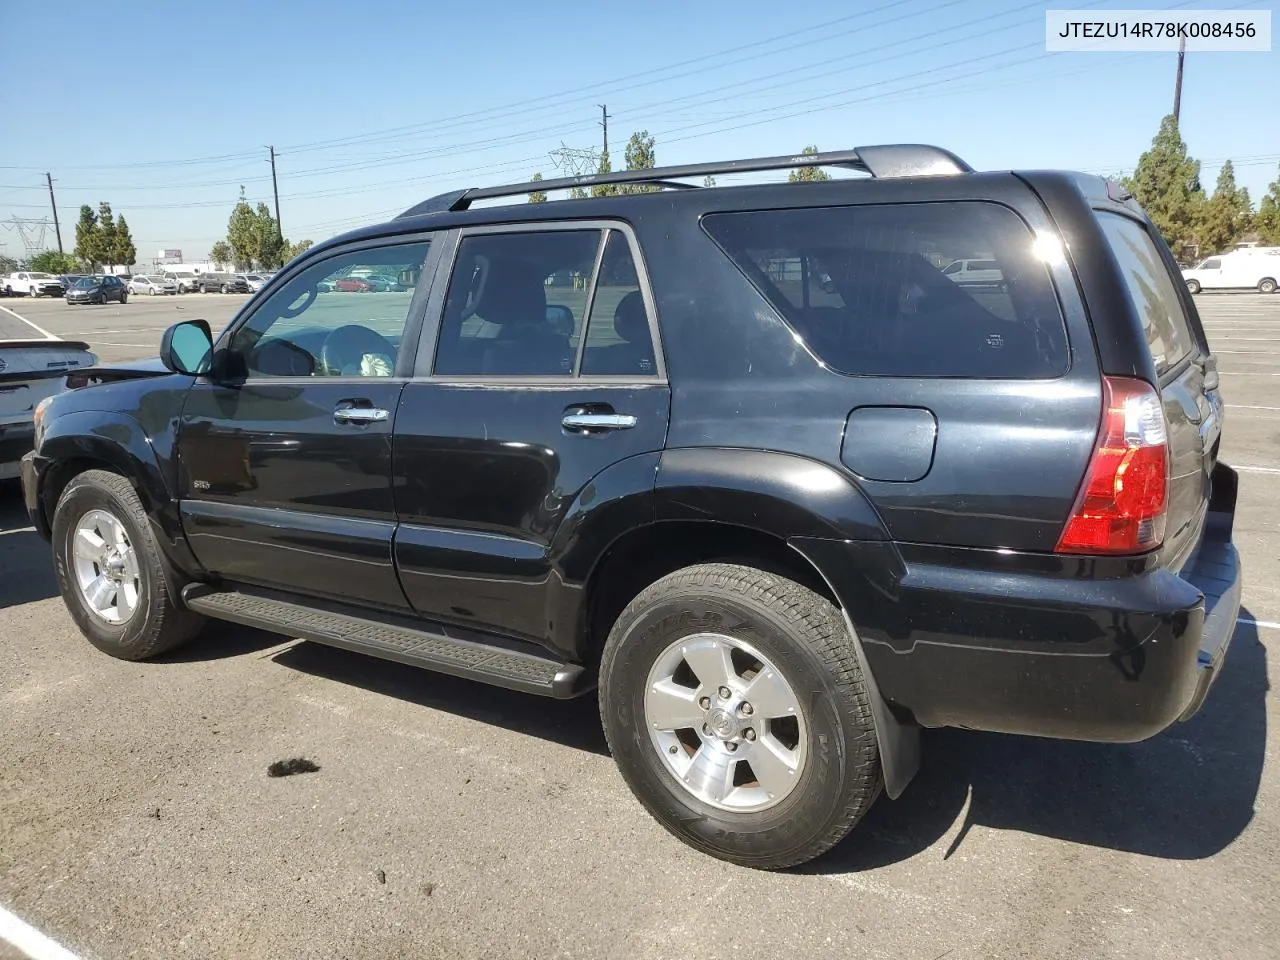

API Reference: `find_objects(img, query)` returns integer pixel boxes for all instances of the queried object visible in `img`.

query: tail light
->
[1056,376,1169,555]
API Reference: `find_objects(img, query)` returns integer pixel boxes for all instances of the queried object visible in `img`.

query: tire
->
[1186,279,1201,294]
[29,289,39,299]
[221,283,228,294]
[149,287,157,296]
[1260,278,1277,295]
[598,562,882,870]
[51,470,204,661]
[120,292,128,304]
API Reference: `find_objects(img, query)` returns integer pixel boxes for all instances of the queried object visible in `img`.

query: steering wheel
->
[319,324,397,376]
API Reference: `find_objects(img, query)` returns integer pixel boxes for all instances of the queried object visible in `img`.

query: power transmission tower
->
[2,217,51,260]
[549,143,600,178]
[1173,35,1186,123]
[45,173,64,254]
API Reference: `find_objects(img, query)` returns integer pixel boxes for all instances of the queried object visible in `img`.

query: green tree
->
[74,204,102,268]
[568,186,589,200]
[528,172,548,203]
[253,202,285,269]
[227,188,259,270]
[97,203,118,269]
[30,250,79,274]
[111,215,137,269]
[789,145,831,183]
[1255,163,1280,244]
[291,238,313,259]
[1197,161,1254,254]
[1129,115,1204,253]
[620,130,658,194]
[0,255,17,275]
[209,240,233,267]
[592,149,618,198]
[703,175,717,187]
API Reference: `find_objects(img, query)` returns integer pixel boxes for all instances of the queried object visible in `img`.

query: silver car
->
[128,275,178,296]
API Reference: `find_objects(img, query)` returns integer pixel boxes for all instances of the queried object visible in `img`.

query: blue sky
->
[1,0,1276,265]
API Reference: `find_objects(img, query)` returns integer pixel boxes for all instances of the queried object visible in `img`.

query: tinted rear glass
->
[1096,212,1194,376]
[702,202,1068,378]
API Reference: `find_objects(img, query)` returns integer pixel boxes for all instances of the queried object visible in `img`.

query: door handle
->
[334,405,389,425]
[562,412,638,431]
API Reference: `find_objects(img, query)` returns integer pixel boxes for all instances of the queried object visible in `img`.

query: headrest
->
[613,291,648,344]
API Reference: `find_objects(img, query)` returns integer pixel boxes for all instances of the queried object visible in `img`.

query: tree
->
[1256,163,1280,245]
[111,215,137,269]
[703,175,717,187]
[30,250,79,274]
[592,149,618,198]
[568,186,589,200]
[620,130,658,194]
[74,205,102,268]
[97,203,118,269]
[227,188,259,270]
[279,238,313,264]
[528,172,548,203]
[789,145,831,183]
[253,202,285,269]
[209,241,233,267]
[1129,115,1205,253]
[1197,161,1254,254]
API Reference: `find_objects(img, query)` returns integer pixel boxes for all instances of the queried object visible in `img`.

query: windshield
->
[29,272,53,279]
[72,278,97,288]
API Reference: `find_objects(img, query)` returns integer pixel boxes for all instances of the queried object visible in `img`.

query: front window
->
[29,273,53,279]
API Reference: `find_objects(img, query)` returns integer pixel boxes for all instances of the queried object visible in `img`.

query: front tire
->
[599,562,881,870]
[119,292,128,304]
[1186,279,1201,294]
[221,283,228,294]
[52,470,204,660]
[1260,278,1277,295]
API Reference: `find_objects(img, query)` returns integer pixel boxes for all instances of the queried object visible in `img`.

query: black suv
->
[20,145,1242,870]
[197,273,249,294]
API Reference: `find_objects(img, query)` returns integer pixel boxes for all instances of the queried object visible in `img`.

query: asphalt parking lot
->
[1,293,1278,960]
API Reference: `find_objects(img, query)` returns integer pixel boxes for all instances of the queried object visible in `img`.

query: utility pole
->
[267,145,282,242]
[1173,35,1186,124]
[45,173,63,254]
[598,104,610,158]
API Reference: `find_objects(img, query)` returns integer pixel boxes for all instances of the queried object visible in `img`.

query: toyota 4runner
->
[21,145,1242,870]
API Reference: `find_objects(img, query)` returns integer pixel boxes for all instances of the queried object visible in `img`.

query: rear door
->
[392,222,670,652]
[1095,213,1219,566]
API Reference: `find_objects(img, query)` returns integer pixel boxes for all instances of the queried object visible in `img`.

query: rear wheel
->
[51,470,204,660]
[599,562,882,870]
[1186,279,1201,294]
[221,283,228,294]
[149,287,157,296]
[1260,278,1277,295]
[120,291,128,304]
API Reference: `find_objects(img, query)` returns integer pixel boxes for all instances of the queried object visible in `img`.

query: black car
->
[197,273,249,294]
[20,145,1242,870]
[64,275,129,305]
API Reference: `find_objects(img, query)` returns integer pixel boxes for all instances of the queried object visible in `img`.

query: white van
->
[1181,251,1280,294]
[941,258,1005,288]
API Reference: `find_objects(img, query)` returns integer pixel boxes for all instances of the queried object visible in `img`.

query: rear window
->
[1096,213,1195,376]
[702,202,1068,379]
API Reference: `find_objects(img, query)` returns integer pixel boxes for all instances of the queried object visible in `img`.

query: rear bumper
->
[794,463,1243,743]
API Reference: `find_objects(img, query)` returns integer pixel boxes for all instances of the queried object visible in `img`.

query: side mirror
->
[160,319,213,376]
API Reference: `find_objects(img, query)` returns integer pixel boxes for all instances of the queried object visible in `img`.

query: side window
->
[434,230,600,377]
[703,202,1069,379]
[580,230,657,377]
[942,261,962,275]
[227,240,430,378]
[1096,213,1194,377]
[1201,258,1221,270]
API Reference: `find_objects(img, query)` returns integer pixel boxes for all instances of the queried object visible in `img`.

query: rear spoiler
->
[0,339,95,385]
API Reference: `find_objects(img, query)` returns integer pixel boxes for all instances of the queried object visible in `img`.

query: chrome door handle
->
[561,413,638,431]
[334,405,389,425]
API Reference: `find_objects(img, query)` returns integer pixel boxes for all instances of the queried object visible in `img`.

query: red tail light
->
[1056,376,1169,555]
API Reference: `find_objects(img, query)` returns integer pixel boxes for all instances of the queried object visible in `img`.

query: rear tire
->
[51,470,204,661]
[149,287,157,296]
[221,283,228,294]
[120,292,128,304]
[598,562,882,870]
[1260,278,1277,295]
[1186,279,1201,294]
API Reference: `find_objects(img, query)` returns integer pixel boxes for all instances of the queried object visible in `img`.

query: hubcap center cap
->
[103,551,126,580]
[706,707,738,740]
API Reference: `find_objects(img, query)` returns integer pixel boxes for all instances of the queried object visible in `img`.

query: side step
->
[182,586,586,698]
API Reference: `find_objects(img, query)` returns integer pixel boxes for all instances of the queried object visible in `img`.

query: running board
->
[182,586,586,698]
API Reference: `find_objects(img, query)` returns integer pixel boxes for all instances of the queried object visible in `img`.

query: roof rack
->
[396,143,972,218]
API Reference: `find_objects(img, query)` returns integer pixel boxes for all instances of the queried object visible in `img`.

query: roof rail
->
[396,144,971,218]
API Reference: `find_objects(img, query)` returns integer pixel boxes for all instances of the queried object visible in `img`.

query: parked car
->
[1181,250,1280,294]
[128,275,178,296]
[19,145,1241,871]
[197,273,249,294]
[60,274,89,290]
[364,274,404,292]
[941,257,1006,288]
[4,271,65,298]
[163,271,200,294]
[64,275,128,305]
[0,336,96,481]
[333,276,371,292]
[239,274,269,293]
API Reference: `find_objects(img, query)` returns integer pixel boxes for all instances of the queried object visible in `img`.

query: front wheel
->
[51,470,205,660]
[149,287,157,296]
[221,283,229,294]
[1186,279,1201,294]
[1260,278,1277,295]
[119,292,128,304]
[599,562,882,870]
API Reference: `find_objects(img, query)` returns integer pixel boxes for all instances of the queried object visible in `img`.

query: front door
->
[177,236,436,610]
[393,225,670,654]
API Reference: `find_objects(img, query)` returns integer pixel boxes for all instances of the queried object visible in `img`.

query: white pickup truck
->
[3,271,66,298]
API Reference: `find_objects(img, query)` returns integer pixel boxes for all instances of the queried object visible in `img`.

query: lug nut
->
[698,696,711,709]
[744,728,756,742]
[726,742,738,752]
[668,745,678,755]
[718,686,732,700]
[740,702,754,717]
[702,724,710,735]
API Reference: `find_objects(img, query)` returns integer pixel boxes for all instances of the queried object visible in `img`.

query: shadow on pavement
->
[0,482,58,607]
[810,614,1268,874]
[271,640,610,757]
